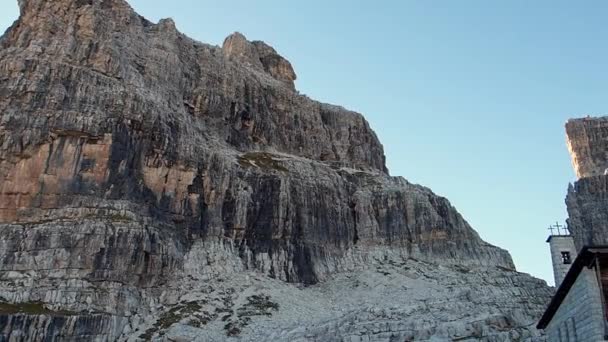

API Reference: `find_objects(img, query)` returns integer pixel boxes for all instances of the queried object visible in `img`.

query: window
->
[561,251,572,264]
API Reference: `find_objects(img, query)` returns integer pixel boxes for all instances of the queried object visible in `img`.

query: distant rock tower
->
[546,222,577,286]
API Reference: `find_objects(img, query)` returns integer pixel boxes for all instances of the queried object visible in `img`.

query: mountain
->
[566,117,608,249]
[0,0,551,340]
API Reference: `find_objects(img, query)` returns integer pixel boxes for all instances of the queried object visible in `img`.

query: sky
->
[2,0,607,285]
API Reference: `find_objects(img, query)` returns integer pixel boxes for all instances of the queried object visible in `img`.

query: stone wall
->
[545,267,606,341]
[548,236,577,286]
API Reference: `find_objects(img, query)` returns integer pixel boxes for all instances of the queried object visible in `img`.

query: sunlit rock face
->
[566,117,608,248]
[222,32,297,89]
[0,0,551,340]
[566,117,608,179]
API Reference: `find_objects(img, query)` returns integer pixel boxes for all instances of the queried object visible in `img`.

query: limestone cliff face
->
[566,117,608,179]
[0,0,551,341]
[566,117,608,249]
[222,32,297,89]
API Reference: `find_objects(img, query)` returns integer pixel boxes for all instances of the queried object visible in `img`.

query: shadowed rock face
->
[0,0,551,340]
[566,117,608,248]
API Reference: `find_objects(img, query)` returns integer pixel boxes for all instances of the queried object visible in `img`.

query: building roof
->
[537,245,608,329]
[545,234,572,243]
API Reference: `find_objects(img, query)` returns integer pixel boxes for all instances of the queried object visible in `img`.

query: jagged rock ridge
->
[0,0,551,340]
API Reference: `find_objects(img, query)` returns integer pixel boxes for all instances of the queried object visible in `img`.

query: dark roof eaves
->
[537,245,608,329]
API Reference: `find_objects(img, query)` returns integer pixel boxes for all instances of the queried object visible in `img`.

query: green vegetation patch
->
[140,301,211,340]
[239,294,279,316]
[0,302,76,316]
[238,152,288,172]
[224,294,279,337]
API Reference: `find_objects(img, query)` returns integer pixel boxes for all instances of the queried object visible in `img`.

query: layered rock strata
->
[566,117,608,249]
[0,0,551,340]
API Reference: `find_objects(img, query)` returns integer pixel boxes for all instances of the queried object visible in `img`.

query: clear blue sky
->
[2,0,607,285]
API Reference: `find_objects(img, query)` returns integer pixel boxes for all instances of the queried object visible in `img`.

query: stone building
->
[537,242,608,341]
[537,116,608,340]
[547,231,578,286]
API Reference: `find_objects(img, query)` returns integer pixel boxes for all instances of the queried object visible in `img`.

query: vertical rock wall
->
[0,0,551,340]
[566,117,608,248]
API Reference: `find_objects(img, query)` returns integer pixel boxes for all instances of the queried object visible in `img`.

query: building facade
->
[538,246,608,341]
[548,234,577,286]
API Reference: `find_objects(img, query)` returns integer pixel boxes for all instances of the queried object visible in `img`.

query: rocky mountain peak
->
[566,115,608,249]
[0,0,551,340]
[158,17,176,30]
[566,116,608,179]
[17,0,130,16]
[222,32,263,67]
[223,31,297,89]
